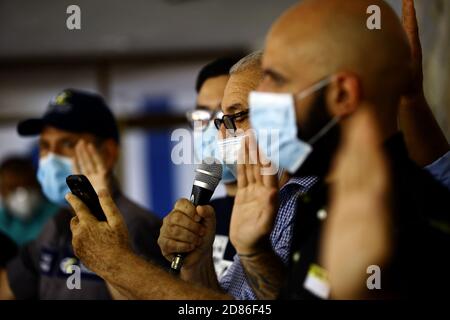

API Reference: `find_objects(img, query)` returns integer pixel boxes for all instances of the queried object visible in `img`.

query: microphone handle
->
[169,186,214,275]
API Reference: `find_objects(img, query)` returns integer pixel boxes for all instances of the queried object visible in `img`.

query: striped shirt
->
[219,176,318,300]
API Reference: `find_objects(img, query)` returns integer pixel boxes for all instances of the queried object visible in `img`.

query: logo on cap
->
[48,91,72,113]
[55,91,71,105]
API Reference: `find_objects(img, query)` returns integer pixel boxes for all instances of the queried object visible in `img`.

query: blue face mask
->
[37,153,73,206]
[193,120,237,184]
[249,77,338,174]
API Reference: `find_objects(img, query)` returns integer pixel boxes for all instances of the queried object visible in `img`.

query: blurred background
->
[0,0,448,218]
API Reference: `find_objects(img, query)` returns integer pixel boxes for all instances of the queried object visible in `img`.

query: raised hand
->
[320,109,392,299]
[73,140,109,194]
[229,133,279,255]
[398,0,449,166]
[66,189,131,275]
[402,0,423,96]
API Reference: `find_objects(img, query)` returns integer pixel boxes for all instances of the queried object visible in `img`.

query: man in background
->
[0,89,165,300]
[183,57,240,277]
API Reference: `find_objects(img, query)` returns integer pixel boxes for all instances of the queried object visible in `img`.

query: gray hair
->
[229,50,263,75]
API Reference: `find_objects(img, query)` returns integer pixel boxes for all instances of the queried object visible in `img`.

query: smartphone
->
[66,174,107,221]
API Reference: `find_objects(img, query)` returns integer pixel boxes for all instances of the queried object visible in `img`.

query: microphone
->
[170,158,222,274]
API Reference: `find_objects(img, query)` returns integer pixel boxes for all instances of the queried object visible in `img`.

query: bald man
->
[237,0,449,299]
[65,0,450,300]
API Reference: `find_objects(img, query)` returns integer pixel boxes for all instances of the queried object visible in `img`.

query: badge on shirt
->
[303,263,330,299]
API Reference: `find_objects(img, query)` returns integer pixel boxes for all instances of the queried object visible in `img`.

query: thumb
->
[196,205,216,231]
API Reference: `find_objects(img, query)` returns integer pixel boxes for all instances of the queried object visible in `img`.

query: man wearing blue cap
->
[0,89,165,300]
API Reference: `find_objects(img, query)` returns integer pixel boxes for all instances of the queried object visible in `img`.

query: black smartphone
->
[66,174,107,221]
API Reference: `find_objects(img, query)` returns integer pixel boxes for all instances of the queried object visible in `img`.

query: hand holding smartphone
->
[66,174,107,221]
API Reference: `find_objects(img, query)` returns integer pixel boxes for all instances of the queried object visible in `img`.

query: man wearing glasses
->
[171,57,240,278]
[158,52,318,300]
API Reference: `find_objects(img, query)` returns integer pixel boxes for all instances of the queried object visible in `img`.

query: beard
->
[294,86,341,178]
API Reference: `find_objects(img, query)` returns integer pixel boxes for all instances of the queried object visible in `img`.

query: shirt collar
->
[281,176,319,193]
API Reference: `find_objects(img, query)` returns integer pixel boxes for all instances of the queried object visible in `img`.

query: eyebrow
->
[223,103,245,115]
[263,68,287,83]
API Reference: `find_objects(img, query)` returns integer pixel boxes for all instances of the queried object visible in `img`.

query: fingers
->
[159,205,209,259]
[75,140,106,177]
[70,216,80,232]
[402,0,418,34]
[87,143,106,173]
[244,136,258,184]
[196,205,215,221]
[174,198,200,222]
[97,189,125,229]
[65,193,98,224]
[75,140,96,175]
[164,209,206,236]
[402,0,422,60]
[237,137,248,189]
[161,224,203,245]
[158,237,196,259]
[247,132,262,185]
[196,205,216,234]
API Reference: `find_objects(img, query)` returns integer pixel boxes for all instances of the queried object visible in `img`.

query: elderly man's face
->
[221,68,262,136]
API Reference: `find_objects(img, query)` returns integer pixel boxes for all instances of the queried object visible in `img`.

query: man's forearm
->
[99,249,231,300]
[239,249,286,300]
[180,254,222,292]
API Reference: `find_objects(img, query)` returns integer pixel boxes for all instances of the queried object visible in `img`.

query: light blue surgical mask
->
[37,153,73,206]
[249,77,339,174]
[193,120,237,184]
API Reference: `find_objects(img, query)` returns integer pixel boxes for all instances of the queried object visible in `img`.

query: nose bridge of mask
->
[40,152,72,165]
[217,135,244,164]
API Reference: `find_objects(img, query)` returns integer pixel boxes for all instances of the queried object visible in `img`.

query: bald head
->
[264,0,411,105]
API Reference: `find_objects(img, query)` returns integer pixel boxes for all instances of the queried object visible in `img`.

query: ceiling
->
[0,0,300,59]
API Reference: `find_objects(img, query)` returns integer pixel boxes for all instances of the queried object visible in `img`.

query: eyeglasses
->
[186,108,219,130]
[214,110,249,132]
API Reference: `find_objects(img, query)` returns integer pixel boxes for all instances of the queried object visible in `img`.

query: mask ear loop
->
[293,76,339,146]
[296,77,333,100]
[307,116,340,146]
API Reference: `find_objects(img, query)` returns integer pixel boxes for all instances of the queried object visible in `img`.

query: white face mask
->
[249,77,338,174]
[4,187,42,221]
[217,133,286,180]
[216,134,244,180]
[217,135,244,165]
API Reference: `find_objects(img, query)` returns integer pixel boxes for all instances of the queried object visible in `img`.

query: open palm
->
[229,135,279,255]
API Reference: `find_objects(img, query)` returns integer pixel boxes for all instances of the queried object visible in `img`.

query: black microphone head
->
[193,157,222,192]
